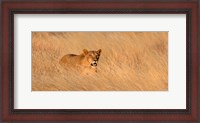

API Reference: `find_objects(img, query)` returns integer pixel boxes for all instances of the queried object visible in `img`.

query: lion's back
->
[60,54,77,65]
[59,54,84,69]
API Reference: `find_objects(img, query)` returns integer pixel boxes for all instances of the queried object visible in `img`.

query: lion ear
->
[83,49,88,55]
[98,49,101,54]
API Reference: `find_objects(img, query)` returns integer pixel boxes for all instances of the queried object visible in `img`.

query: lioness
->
[59,49,101,74]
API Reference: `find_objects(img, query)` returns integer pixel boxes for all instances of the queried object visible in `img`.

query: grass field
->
[32,32,168,91]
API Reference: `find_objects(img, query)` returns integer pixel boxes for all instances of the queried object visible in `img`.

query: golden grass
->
[32,32,168,91]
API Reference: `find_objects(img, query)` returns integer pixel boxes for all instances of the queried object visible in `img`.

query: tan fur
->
[59,49,101,74]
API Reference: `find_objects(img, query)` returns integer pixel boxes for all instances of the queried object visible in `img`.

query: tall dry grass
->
[32,32,168,91]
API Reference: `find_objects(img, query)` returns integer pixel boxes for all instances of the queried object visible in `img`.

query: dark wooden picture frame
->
[0,0,199,122]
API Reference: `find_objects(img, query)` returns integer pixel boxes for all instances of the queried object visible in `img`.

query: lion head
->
[82,49,101,68]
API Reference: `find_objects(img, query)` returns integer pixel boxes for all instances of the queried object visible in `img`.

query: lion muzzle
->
[91,60,98,67]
